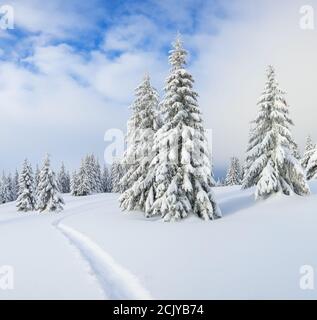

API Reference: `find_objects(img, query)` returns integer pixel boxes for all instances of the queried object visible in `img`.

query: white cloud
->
[103,15,158,51]
[0,41,166,171]
[189,0,317,173]
[9,0,101,40]
[88,51,166,103]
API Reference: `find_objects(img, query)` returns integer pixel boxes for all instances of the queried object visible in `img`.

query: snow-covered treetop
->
[168,34,187,70]
[258,65,288,108]
[43,153,50,169]
[134,73,159,130]
[247,65,295,161]
[305,135,316,152]
[303,135,317,176]
[37,153,64,212]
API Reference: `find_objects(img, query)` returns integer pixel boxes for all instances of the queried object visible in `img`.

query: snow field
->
[1,182,316,299]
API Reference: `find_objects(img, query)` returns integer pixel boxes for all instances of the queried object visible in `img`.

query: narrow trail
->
[0,207,103,299]
[0,195,151,299]
[52,197,152,300]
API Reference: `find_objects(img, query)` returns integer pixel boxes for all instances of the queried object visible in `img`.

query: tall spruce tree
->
[225,157,242,186]
[16,159,35,212]
[145,35,221,221]
[119,74,160,210]
[36,155,64,212]
[242,66,310,199]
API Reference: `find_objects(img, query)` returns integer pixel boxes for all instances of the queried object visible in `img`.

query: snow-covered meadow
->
[1,181,317,300]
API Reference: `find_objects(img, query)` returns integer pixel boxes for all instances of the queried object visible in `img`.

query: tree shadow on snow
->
[308,181,317,195]
[218,193,256,217]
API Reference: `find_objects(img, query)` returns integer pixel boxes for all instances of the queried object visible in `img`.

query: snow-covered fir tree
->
[0,174,6,203]
[6,174,14,202]
[306,144,317,180]
[215,178,225,187]
[119,74,160,210]
[301,135,316,170]
[85,155,94,192]
[0,174,5,203]
[225,157,242,186]
[0,173,13,203]
[0,176,3,204]
[16,159,35,212]
[73,154,103,196]
[95,161,103,193]
[76,157,92,196]
[242,127,255,181]
[70,171,80,196]
[0,178,2,204]
[242,66,310,199]
[34,164,40,191]
[57,163,70,193]
[89,155,103,193]
[293,145,301,161]
[101,165,111,192]
[145,35,221,221]
[36,155,64,212]
[12,170,19,201]
[111,159,124,193]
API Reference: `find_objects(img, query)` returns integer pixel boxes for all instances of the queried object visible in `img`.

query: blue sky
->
[1,0,317,178]
[1,0,227,57]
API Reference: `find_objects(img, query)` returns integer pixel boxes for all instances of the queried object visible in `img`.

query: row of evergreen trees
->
[0,161,68,208]
[16,155,64,212]
[0,153,127,210]
[0,162,69,207]
[0,171,19,204]
[70,155,124,196]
